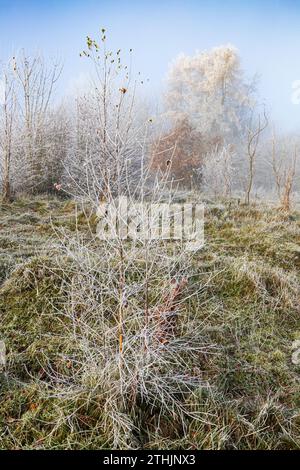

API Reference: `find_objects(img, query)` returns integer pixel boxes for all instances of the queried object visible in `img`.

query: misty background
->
[0,0,300,132]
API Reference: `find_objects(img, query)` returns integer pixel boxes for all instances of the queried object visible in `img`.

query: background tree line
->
[0,39,299,211]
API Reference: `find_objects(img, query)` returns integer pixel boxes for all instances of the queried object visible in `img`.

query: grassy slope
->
[0,197,299,449]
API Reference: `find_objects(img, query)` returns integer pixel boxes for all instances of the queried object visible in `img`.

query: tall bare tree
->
[0,65,16,201]
[12,52,62,193]
[244,108,268,205]
[65,29,147,203]
[271,132,298,212]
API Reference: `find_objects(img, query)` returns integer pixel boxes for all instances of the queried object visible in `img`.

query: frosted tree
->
[44,105,70,192]
[165,45,255,143]
[153,45,256,188]
[270,132,299,212]
[243,107,268,205]
[0,64,16,201]
[67,29,148,203]
[12,52,62,193]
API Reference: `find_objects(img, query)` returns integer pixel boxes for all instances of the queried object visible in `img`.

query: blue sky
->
[0,0,300,131]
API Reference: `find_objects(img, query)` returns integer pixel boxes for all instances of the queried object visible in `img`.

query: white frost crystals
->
[0,341,6,368]
[292,340,300,365]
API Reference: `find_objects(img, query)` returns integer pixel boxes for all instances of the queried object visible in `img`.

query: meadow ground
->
[0,196,299,449]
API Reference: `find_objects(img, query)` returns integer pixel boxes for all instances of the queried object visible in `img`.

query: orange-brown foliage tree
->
[151,118,221,187]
